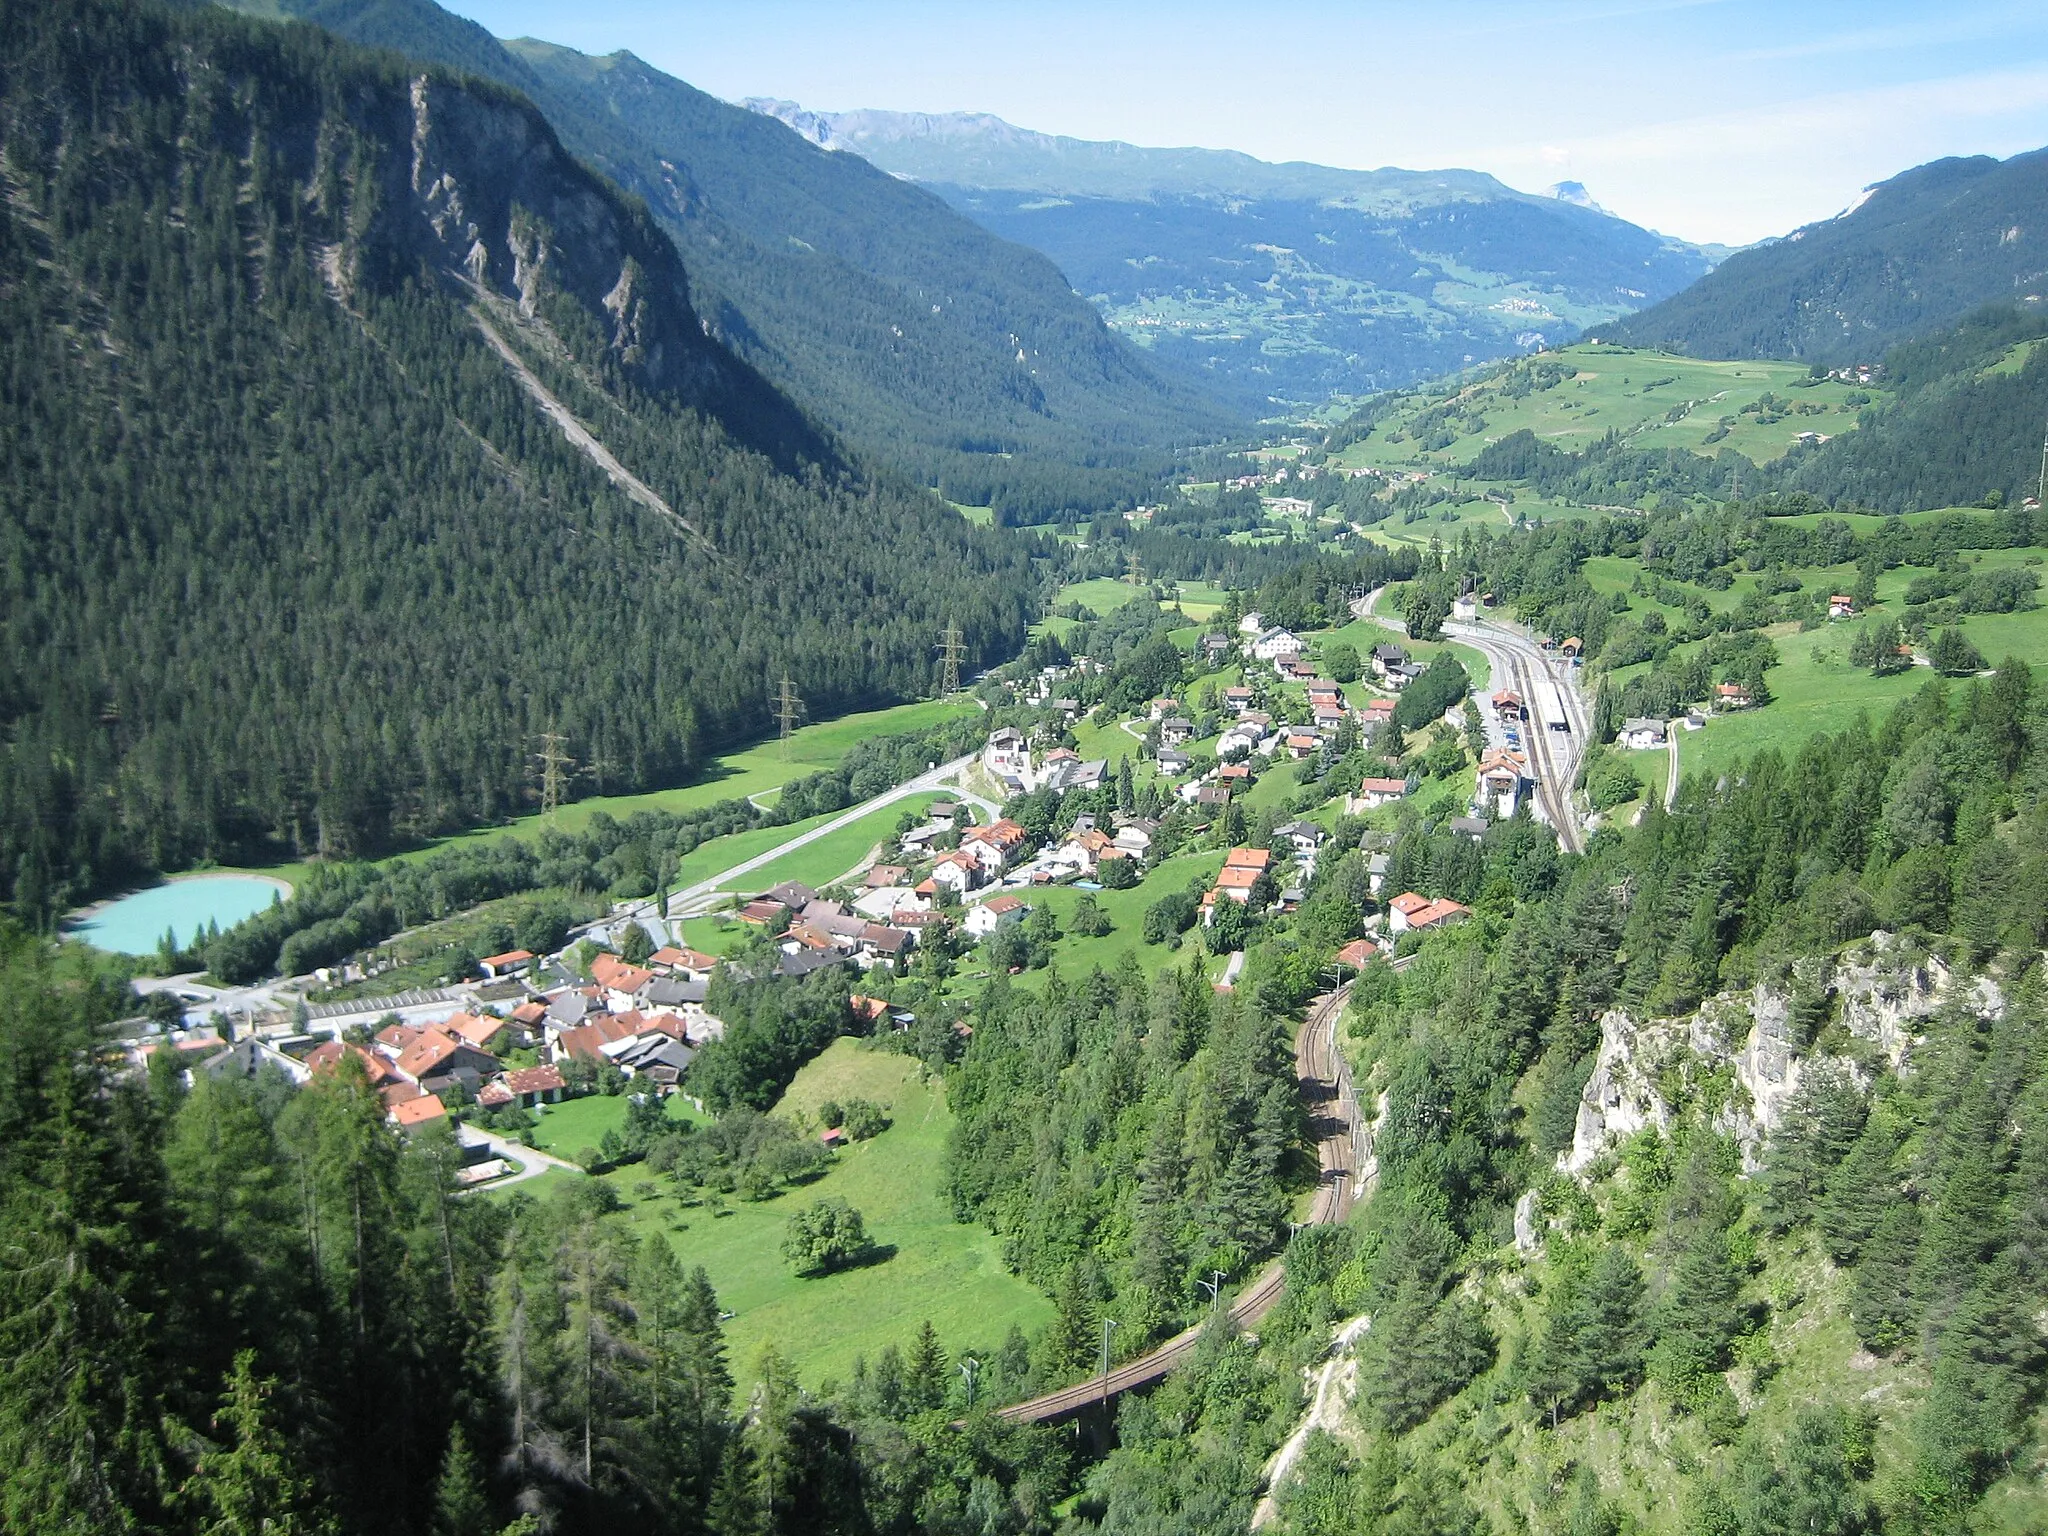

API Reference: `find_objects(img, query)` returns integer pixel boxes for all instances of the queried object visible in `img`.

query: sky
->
[441,0,2048,247]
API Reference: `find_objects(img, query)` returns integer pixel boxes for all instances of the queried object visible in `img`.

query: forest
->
[0,0,1035,926]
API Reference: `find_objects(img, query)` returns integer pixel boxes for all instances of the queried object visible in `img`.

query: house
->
[854,885,930,921]
[1217,762,1252,785]
[1387,892,1472,934]
[441,1011,508,1052]
[1476,751,1530,818]
[1201,634,1233,662]
[1194,784,1232,809]
[1156,747,1192,776]
[1040,757,1108,794]
[1560,637,1584,662]
[389,1093,448,1131]
[1366,852,1391,895]
[198,1036,312,1087]
[1276,657,1319,684]
[1112,818,1157,856]
[1685,710,1708,731]
[1384,661,1425,691]
[1618,717,1667,750]
[1219,725,1264,760]
[1249,627,1306,662]
[1716,682,1754,711]
[1212,864,1264,907]
[1056,826,1120,874]
[1225,846,1272,873]
[642,975,710,1014]
[553,1014,644,1065]
[1050,697,1080,720]
[777,949,851,980]
[766,881,819,913]
[394,1028,500,1087]
[1370,643,1408,678]
[1278,821,1326,859]
[984,727,1030,780]
[1334,938,1376,971]
[509,999,549,1038]
[1360,698,1395,728]
[599,964,657,1013]
[1453,592,1478,621]
[1491,690,1525,723]
[857,924,913,968]
[478,948,534,980]
[306,1039,400,1089]
[931,849,984,895]
[1305,684,1343,712]
[1237,610,1266,635]
[1159,716,1196,747]
[737,899,788,926]
[962,818,1030,871]
[965,894,1028,939]
[1147,697,1180,720]
[501,1063,566,1108]
[1222,686,1256,713]
[603,1032,695,1084]
[1829,594,1857,620]
[927,800,960,825]
[1357,776,1408,810]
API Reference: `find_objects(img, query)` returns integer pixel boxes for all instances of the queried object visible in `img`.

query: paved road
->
[1666,730,1681,811]
[996,980,1362,1424]
[458,1126,579,1193]
[666,753,980,917]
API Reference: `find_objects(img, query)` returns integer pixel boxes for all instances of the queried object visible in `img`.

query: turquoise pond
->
[68,876,288,956]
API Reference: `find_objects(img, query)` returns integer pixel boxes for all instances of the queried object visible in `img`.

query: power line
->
[937,621,966,696]
[1124,546,1144,587]
[773,675,804,759]
[536,731,572,817]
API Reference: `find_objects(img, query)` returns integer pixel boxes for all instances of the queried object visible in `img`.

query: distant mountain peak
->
[1544,180,1606,213]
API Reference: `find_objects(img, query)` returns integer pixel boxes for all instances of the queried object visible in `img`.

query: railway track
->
[995,982,1362,1424]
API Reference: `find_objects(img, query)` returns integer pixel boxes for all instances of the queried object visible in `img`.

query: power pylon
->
[1124,547,1144,587]
[937,622,966,696]
[536,731,572,816]
[773,675,804,758]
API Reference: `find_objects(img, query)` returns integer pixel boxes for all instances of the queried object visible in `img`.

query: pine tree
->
[184,1351,331,1536]
[905,1321,947,1414]
[431,1426,493,1536]
[1848,1200,1919,1354]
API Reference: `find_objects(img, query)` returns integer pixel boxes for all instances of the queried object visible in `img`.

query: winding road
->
[995,980,1363,1424]
[662,753,985,919]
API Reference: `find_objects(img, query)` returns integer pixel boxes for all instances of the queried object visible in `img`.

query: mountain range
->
[1604,147,2048,363]
[749,102,1720,411]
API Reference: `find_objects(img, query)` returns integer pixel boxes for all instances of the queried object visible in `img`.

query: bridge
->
[994,980,1367,1424]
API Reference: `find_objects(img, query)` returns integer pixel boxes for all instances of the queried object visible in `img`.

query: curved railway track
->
[994,982,1363,1424]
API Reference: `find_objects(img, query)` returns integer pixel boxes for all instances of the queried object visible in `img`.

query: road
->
[995,980,1362,1424]
[458,1125,579,1192]
[1666,730,1681,811]
[665,753,981,918]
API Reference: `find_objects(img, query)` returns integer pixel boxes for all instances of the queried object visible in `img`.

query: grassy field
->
[998,849,1226,984]
[1055,577,1155,616]
[740,792,947,894]
[1335,343,1867,481]
[526,1091,704,1157]
[221,698,978,888]
[581,1041,1052,1394]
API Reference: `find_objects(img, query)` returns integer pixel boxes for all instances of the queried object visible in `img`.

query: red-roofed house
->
[502,1063,567,1107]
[389,1094,448,1130]
[441,1012,507,1052]
[965,893,1028,939]
[1224,846,1272,872]
[1335,938,1375,970]
[394,1029,500,1087]
[478,949,534,979]
[1356,776,1407,810]
[1388,892,1470,935]
[306,1039,399,1088]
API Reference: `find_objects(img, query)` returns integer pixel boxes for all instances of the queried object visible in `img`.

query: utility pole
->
[536,731,572,817]
[2035,400,2048,511]
[773,675,804,759]
[1098,1318,1120,1401]
[937,622,966,697]
[1124,546,1144,588]
[1198,1269,1227,1306]
[958,1356,980,1410]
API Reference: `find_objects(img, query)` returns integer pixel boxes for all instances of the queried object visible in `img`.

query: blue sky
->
[443,0,2048,246]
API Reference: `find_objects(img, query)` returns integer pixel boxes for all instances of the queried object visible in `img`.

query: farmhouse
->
[1618,717,1667,750]
[965,894,1028,939]
[1249,627,1306,662]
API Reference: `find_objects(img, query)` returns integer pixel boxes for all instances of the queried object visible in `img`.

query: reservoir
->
[68,875,290,956]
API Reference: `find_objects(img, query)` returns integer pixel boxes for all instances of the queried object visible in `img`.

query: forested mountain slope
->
[752,102,1715,411]
[222,0,1233,520]
[0,0,1032,921]
[1603,146,2048,363]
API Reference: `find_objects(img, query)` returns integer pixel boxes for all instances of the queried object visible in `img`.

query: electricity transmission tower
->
[1124,547,1144,587]
[773,675,804,758]
[937,622,966,696]
[536,732,573,816]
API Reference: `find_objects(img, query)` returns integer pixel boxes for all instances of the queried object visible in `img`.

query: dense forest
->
[225,0,1233,519]
[1602,146,2048,364]
[0,0,1033,923]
